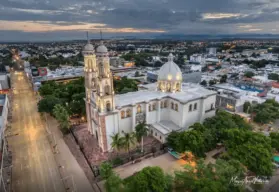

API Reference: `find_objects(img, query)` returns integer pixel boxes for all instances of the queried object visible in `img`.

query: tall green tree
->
[110,133,124,155]
[53,104,70,132]
[243,101,251,113]
[166,131,182,152]
[126,166,167,192]
[200,80,207,86]
[105,172,123,192]
[38,95,61,114]
[270,132,279,151]
[135,121,149,152]
[220,74,227,83]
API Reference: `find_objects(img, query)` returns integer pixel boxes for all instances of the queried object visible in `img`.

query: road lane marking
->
[44,153,57,192]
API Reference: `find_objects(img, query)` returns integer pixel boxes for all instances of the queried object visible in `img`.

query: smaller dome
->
[83,43,94,52]
[96,41,108,53]
[158,53,182,81]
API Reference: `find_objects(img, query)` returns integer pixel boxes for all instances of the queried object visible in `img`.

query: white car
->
[273,162,279,168]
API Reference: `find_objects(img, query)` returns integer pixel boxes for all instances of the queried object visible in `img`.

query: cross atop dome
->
[168,53,174,62]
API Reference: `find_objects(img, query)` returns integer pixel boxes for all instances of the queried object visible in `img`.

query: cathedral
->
[83,40,217,152]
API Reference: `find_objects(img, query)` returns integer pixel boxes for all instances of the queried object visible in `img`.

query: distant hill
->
[153,33,279,40]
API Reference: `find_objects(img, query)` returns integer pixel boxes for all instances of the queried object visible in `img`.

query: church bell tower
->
[82,32,97,134]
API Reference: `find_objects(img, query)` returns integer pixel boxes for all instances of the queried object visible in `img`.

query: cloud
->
[246,28,262,32]
[202,13,243,19]
[0,20,165,33]
[238,25,253,28]
[1,0,279,41]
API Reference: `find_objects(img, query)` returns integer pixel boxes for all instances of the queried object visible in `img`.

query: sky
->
[1,0,279,41]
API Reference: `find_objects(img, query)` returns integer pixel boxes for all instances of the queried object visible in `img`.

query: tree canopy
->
[113,77,138,94]
[167,111,252,158]
[174,159,245,192]
[252,99,279,124]
[224,129,273,176]
[243,71,255,78]
[38,77,86,116]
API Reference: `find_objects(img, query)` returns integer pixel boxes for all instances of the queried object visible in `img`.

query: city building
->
[83,41,217,152]
[207,47,217,56]
[0,94,9,148]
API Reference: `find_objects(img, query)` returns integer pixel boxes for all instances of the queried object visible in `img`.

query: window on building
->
[158,82,161,91]
[152,103,156,111]
[121,111,125,119]
[189,104,192,112]
[160,136,162,140]
[175,104,178,111]
[97,85,101,94]
[106,102,111,112]
[160,101,164,108]
[104,85,110,95]
[194,103,197,110]
[176,83,180,91]
[171,102,174,109]
[155,132,157,136]
[149,104,152,112]
[137,105,142,114]
[126,109,131,117]
[164,100,168,108]
[211,103,214,109]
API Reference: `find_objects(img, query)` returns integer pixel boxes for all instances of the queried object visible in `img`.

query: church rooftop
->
[115,83,216,108]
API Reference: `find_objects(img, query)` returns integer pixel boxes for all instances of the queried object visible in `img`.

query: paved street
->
[7,71,65,192]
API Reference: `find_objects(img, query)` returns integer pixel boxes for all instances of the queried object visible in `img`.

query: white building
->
[83,41,217,152]
[190,54,206,64]
[0,94,9,148]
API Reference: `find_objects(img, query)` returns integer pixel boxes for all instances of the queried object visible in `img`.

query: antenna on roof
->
[100,30,103,40]
[86,31,89,43]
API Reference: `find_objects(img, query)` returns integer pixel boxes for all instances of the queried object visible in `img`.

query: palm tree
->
[110,133,124,155]
[122,131,136,156]
[135,121,149,153]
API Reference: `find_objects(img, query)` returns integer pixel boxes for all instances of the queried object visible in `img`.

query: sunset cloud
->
[202,13,243,20]
[0,20,165,33]
[1,0,279,41]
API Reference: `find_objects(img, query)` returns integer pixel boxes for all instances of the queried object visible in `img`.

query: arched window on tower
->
[88,59,93,69]
[171,102,174,109]
[104,85,110,95]
[126,109,131,117]
[121,110,125,119]
[189,104,192,112]
[99,62,104,76]
[160,101,164,108]
[137,105,142,114]
[106,101,111,112]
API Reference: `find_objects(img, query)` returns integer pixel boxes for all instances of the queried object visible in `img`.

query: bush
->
[111,157,123,166]
[60,127,70,135]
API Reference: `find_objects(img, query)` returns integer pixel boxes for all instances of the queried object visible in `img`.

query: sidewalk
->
[45,114,94,192]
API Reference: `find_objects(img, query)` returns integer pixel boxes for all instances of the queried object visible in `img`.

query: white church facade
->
[83,40,217,152]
